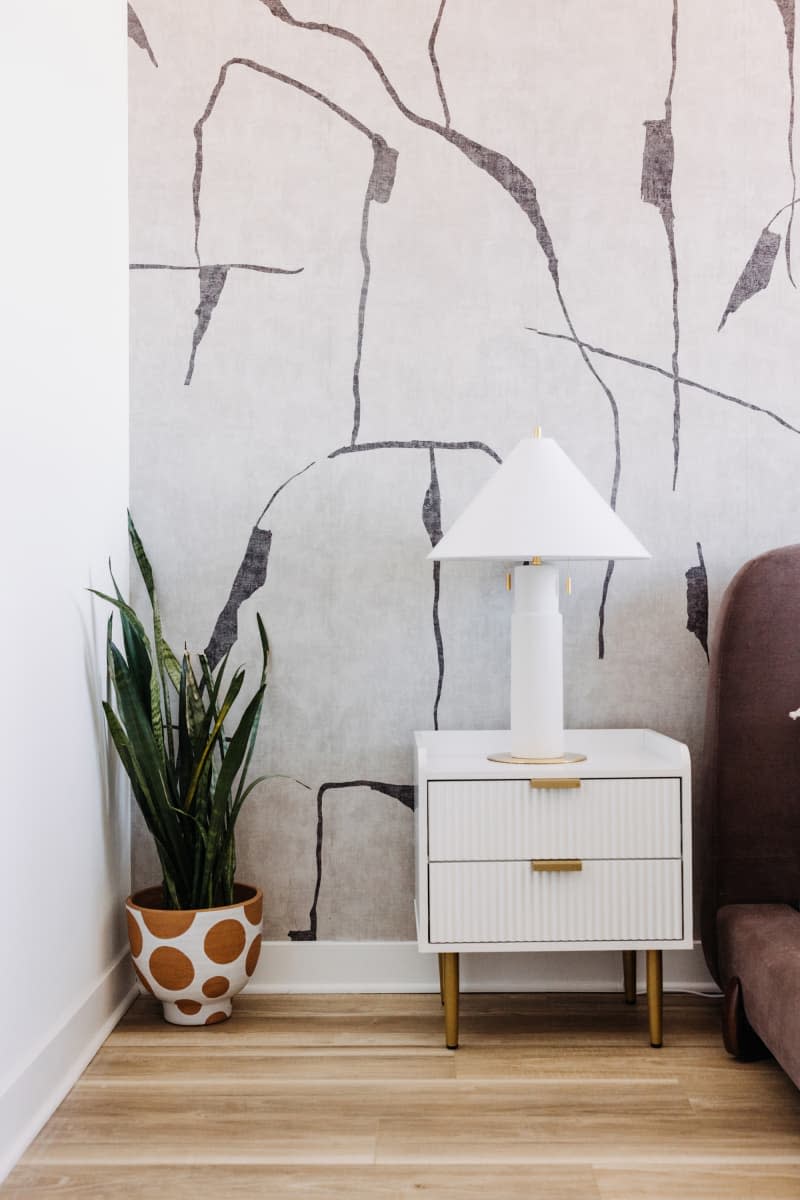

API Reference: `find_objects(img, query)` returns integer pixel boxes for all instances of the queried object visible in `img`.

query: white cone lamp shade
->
[429,437,650,561]
[428,437,650,761]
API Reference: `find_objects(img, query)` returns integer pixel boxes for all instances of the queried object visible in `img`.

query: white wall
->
[0,0,131,1178]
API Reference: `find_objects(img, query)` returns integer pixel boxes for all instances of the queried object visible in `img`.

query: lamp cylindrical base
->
[510,564,564,759]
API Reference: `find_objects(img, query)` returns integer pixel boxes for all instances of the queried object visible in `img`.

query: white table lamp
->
[428,433,650,762]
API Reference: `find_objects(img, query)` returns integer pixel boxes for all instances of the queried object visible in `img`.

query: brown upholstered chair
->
[700,545,800,1085]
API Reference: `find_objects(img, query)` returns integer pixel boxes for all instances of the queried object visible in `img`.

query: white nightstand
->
[414,729,692,1049]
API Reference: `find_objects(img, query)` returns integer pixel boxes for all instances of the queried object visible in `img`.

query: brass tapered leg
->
[646,950,663,1047]
[622,950,637,1004]
[442,952,459,1049]
[437,953,445,1006]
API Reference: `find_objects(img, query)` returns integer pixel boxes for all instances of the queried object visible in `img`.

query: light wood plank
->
[2,1164,600,1198]
[82,1047,457,1083]
[5,992,800,1199]
[595,1166,800,1199]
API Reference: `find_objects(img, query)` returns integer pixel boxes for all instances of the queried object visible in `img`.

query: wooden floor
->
[5,992,800,1198]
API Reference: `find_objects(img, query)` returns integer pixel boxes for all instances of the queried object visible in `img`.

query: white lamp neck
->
[513,562,559,614]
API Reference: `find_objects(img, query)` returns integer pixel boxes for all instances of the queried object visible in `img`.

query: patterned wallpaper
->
[130,0,800,939]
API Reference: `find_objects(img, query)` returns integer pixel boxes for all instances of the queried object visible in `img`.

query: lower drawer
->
[428,859,683,943]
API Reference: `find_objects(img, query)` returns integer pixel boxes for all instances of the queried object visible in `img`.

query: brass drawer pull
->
[529,778,581,789]
[532,859,583,872]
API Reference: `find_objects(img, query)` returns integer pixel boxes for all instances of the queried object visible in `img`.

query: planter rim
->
[126,882,261,915]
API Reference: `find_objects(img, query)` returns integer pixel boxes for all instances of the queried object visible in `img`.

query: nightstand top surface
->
[414,728,689,779]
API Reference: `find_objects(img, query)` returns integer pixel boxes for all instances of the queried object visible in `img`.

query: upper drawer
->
[427,777,681,861]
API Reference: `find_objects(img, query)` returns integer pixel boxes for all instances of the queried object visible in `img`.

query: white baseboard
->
[0,950,136,1185]
[249,939,719,994]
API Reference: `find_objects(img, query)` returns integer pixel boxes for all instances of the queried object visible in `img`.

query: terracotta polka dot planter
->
[126,884,263,1026]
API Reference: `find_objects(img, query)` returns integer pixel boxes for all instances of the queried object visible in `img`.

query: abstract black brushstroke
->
[526,325,800,438]
[685,542,709,661]
[597,562,617,657]
[129,262,304,385]
[351,137,399,443]
[717,193,800,327]
[205,461,316,668]
[422,449,443,545]
[330,438,502,464]
[186,265,227,385]
[455,136,564,286]
[205,527,272,669]
[255,459,317,525]
[597,562,615,661]
[423,449,445,729]
[127,3,157,67]
[368,138,399,204]
[429,0,451,128]
[641,0,681,490]
[774,0,797,284]
[289,779,415,940]
[258,0,624,657]
[130,263,301,273]
[717,228,781,331]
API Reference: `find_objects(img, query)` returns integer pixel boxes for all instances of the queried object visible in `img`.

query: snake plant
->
[92,515,268,909]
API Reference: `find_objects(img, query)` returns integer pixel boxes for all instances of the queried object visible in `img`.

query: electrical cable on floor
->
[628,989,722,999]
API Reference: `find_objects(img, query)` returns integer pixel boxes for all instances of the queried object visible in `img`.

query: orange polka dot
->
[126,911,143,958]
[244,893,263,927]
[133,964,153,994]
[205,1011,228,1025]
[245,936,261,977]
[176,1000,202,1015]
[204,919,246,964]
[141,908,195,939]
[149,946,195,991]
[202,976,230,998]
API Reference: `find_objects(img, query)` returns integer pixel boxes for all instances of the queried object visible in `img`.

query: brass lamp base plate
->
[487,750,588,765]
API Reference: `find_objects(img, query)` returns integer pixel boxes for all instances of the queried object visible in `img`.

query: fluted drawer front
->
[428,859,683,943]
[428,778,681,861]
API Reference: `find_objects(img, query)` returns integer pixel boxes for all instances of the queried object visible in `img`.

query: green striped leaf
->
[183,667,245,814]
[128,513,182,691]
[199,684,266,902]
